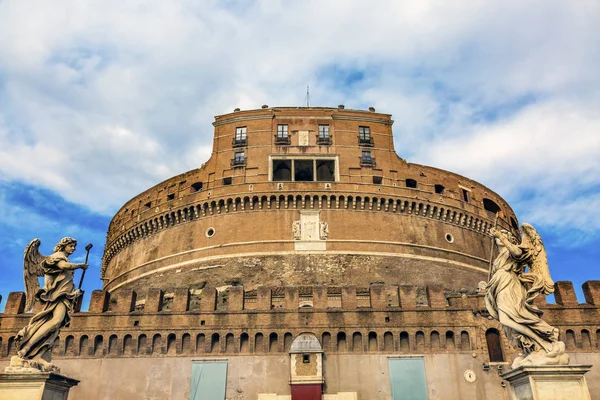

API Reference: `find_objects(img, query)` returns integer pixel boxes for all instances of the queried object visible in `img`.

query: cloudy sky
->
[0,0,598,307]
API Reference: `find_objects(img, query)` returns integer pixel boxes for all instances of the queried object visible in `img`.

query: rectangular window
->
[234,151,245,163]
[318,125,330,138]
[166,193,175,201]
[388,357,428,400]
[277,124,289,138]
[462,188,470,202]
[362,151,372,162]
[235,127,247,141]
[190,361,227,400]
[223,177,232,185]
[359,126,371,140]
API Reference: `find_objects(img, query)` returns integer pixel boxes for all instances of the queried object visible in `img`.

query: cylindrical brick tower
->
[101,106,518,296]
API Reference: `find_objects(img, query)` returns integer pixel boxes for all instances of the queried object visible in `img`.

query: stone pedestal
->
[0,372,79,400]
[501,365,592,400]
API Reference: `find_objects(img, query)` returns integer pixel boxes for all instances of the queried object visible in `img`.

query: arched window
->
[210,333,220,353]
[483,198,501,214]
[269,333,278,353]
[240,333,249,353]
[284,333,293,352]
[445,331,455,350]
[384,332,394,352]
[486,328,504,362]
[368,332,378,352]
[321,332,331,352]
[581,330,591,349]
[460,331,471,351]
[226,333,235,353]
[353,332,363,352]
[565,330,576,350]
[406,179,417,188]
[195,334,205,354]
[400,332,410,352]
[416,331,425,351]
[181,333,191,354]
[167,333,177,355]
[123,334,133,355]
[430,331,440,350]
[337,332,347,352]
[254,333,264,353]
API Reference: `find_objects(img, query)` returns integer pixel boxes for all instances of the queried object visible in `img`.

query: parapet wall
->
[0,281,598,364]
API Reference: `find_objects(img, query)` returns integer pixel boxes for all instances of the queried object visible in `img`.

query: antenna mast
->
[306,85,310,107]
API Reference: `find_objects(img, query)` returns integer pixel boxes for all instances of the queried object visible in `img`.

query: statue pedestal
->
[0,372,79,400]
[501,365,592,400]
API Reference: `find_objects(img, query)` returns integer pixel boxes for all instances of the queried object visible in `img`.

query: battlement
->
[1,281,599,317]
[0,281,598,363]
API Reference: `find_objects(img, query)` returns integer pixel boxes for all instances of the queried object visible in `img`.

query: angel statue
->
[485,224,569,368]
[8,237,88,373]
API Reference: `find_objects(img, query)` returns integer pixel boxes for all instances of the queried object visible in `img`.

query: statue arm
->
[498,236,523,258]
[56,260,87,271]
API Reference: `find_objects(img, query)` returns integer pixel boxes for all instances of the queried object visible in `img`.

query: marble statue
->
[485,224,568,368]
[8,238,88,373]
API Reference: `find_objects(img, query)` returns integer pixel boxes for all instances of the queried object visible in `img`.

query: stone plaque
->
[298,130,309,146]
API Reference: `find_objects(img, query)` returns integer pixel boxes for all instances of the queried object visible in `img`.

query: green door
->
[190,361,227,400]
[388,357,429,400]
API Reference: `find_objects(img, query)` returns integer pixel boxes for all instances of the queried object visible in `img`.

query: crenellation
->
[256,286,272,311]
[284,286,299,309]
[369,284,387,309]
[398,285,417,309]
[341,286,357,309]
[426,284,446,308]
[312,285,328,309]
[583,280,600,305]
[554,281,579,306]
[114,289,137,313]
[228,286,244,311]
[4,292,25,315]
[200,286,217,312]
[172,288,190,313]
[145,288,164,312]
[89,290,110,313]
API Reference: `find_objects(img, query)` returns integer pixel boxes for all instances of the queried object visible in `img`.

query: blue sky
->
[0,1,598,308]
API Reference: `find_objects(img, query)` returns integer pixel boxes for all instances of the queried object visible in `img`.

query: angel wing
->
[520,223,554,300]
[23,238,47,311]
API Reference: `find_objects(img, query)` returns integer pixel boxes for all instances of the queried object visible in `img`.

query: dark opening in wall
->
[190,182,203,193]
[435,184,445,194]
[485,328,504,362]
[294,160,314,181]
[302,354,310,363]
[166,193,175,201]
[316,160,335,181]
[483,198,501,214]
[273,160,292,181]
[510,217,519,230]
[143,202,151,209]
[223,177,232,186]
[462,189,470,202]
[406,179,417,188]
[373,176,383,185]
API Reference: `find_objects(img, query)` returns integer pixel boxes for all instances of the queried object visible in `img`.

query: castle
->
[1,106,598,399]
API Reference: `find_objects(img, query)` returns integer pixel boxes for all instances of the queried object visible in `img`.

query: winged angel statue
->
[485,223,569,368]
[8,237,87,373]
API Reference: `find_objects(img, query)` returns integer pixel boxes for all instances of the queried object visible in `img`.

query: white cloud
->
[0,0,597,245]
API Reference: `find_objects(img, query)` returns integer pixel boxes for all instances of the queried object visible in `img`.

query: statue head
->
[53,237,77,254]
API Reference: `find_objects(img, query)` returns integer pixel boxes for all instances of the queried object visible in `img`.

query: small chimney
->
[262,104,269,109]
[338,104,345,109]
[369,107,376,112]
[234,108,241,112]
